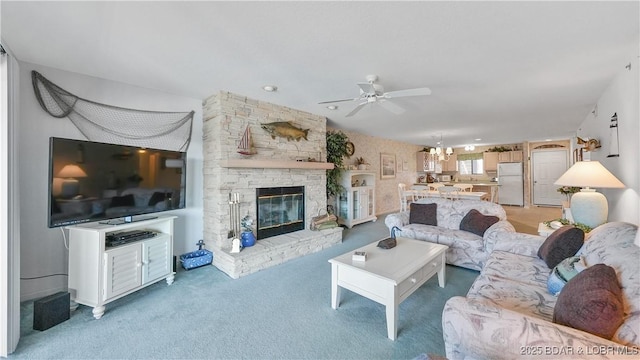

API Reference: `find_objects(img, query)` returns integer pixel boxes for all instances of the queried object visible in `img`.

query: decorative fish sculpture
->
[260,121,309,141]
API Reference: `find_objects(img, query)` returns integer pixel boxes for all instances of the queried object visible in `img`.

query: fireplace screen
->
[256,186,305,240]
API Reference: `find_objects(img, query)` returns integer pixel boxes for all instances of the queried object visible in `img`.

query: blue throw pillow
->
[547,256,587,296]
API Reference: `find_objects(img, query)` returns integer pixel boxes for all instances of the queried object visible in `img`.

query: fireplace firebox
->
[256,186,305,240]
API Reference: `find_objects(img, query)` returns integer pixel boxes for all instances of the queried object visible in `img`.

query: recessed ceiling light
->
[327,105,338,110]
[475,138,482,141]
[262,85,278,92]
[545,139,552,141]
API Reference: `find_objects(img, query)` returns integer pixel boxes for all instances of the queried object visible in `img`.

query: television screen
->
[48,137,186,228]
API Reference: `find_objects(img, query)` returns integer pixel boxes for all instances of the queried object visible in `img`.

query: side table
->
[537,222,556,237]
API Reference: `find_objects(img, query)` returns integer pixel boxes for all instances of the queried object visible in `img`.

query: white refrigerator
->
[498,162,524,206]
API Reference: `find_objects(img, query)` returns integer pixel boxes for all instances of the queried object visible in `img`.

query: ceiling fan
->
[318,75,432,117]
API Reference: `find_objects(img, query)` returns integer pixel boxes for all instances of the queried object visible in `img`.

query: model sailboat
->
[237,125,257,155]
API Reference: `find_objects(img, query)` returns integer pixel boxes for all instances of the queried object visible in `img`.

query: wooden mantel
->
[220,159,334,170]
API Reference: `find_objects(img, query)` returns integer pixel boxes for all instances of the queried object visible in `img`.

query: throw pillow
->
[110,194,135,208]
[409,203,437,226]
[537,225,584,268]
[459,209,499,237]
[553,264,624,340]
[547,256,587,296]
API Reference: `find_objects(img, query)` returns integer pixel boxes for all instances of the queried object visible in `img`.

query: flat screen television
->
[48,137,186,228]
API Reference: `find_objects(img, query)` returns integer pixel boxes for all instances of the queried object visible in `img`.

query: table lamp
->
[554,160,625,228]
[58,164,88,198]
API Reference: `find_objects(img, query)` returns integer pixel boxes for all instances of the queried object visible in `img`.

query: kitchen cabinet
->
[498,150,524,163]
[511,150,524,162]
[337,171,377,228]
[67,216,176,319]
[483,152,499,172]
[416,151,436,172]
[442,153,457,172]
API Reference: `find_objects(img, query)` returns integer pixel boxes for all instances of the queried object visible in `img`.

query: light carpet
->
[11,216,478,360]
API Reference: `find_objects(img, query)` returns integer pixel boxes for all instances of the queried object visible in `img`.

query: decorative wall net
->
[32,71,194,151]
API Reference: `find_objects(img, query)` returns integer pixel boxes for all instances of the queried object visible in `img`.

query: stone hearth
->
[202,91,342,279]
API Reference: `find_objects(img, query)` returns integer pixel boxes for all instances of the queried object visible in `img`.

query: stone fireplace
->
[202,91,342,279]
[256,186,305,240]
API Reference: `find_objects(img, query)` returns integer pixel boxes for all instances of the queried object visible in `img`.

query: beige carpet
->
[503,205,562,235]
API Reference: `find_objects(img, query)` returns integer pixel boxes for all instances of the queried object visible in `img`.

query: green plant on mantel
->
[326,130,350,201]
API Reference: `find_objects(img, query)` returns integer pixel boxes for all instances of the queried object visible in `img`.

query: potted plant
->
[326,131,350,203]
[240,215,256,247]
[355,157,369,170]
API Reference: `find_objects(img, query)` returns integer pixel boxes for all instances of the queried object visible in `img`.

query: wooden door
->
[532,150,568,206]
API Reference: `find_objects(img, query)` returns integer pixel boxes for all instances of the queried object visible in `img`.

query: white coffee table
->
[328,237,448,340]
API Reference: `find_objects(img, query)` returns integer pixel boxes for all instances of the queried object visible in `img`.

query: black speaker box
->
[33,291,70,331]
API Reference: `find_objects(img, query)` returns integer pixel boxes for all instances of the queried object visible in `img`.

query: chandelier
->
[429,135,453,162]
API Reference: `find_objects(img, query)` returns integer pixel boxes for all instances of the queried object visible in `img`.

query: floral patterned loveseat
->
[442,221,640,359]
[384,198,525,271]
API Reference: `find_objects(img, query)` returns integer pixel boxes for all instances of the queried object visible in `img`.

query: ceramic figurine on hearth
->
[240,215,256,247]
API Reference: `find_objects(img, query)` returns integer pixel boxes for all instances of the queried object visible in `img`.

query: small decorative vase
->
[241,231,256,247]
[358,164,367,170]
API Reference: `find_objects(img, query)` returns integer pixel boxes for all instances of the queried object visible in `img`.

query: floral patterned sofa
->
[442,221,640,359]
[384,198,518,271]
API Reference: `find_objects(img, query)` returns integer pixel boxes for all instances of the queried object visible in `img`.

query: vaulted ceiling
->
[1,1,638,147]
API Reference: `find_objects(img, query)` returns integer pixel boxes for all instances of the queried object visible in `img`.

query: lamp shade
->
[554,161,625,228]
[57,164,87,178]
[554,161,624,189]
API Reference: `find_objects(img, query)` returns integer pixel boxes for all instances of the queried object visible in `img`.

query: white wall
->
[1,43,21,357]
[18,62,203,301]
[577,52,639,225]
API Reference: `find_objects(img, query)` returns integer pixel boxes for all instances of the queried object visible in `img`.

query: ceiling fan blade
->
[318,98,357,104]
[378,99,406,115]
[384,87,432,99]
[345,102,367,117]
[357,82,375,94]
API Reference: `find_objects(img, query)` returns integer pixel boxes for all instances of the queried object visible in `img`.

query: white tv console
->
[66,215,176,319]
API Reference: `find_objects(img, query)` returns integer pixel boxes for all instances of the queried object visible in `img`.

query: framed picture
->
[402,160,408,171]
[380,153,396,179]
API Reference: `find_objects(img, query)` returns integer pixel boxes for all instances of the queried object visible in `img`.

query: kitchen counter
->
[444,182,498,187]
[413,182,499,203]
[413,181,499,186]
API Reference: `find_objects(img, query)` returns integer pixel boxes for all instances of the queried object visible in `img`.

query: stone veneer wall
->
[202,91,341,278]
[328,127,423,215]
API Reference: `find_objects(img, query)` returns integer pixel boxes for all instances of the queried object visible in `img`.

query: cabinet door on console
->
[104,244,142,300]
[142,235,172,285]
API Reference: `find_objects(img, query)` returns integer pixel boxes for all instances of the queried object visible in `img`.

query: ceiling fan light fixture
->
[318,75,431,117]
[262,85,278,92]
[326,105,338,110]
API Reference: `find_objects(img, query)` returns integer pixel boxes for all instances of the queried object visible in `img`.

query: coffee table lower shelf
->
[328,237,448,340]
